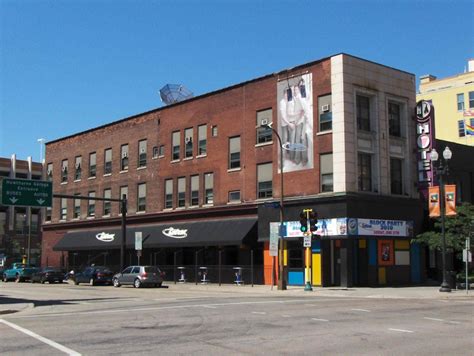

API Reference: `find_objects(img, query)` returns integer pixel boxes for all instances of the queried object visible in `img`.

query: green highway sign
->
[0,178,52,207]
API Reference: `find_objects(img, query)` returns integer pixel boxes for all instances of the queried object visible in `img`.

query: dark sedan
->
[31,267,65,284]
[73,266,114,286]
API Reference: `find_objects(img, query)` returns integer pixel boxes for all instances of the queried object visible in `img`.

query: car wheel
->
[89,278,95,286]
[41,278,46,284]
[15,274,21,283]
[134,278,141,288]
[74,279,79,285]
[113,278,121,288]
[3,274,8,282]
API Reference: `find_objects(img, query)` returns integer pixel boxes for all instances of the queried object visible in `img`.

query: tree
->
[413,202,474,255]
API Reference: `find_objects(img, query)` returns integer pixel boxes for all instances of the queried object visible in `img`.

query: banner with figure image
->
[428,186,440,218]
[444,184,456,216]
[277,73,314,172]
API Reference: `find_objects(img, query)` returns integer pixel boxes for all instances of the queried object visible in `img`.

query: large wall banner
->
[277,73,314,172]
[347,218,413,237]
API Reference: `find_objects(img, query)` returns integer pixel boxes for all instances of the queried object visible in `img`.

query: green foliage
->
[412,202,474,253]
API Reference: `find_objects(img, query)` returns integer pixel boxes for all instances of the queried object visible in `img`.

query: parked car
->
[113,266,164,288]
[31,267,65,284]
[2,262,38,282]
[73,266,114,286]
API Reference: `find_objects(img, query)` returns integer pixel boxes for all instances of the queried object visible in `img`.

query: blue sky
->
[1,0,473,162]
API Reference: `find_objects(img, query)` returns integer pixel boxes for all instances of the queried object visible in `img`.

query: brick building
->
[42,53,425,287]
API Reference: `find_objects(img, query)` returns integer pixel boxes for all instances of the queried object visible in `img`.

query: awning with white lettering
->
[53,217,258,251]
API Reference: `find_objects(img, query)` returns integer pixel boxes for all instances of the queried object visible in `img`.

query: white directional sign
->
[269,223,279,257]
[303,235,311,248]
[135,232,143,251]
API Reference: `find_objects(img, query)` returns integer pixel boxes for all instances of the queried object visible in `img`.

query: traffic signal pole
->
[303,209,313,291]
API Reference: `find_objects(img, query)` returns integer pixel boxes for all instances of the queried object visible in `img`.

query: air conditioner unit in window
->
[62,166,68,172]
[122,152,128,158]
[47,170,52,176]
[261,119,269,126]
[140,148,146,153]
[75,163,81,169]
[185,137,192,144]
[321,104,330,112]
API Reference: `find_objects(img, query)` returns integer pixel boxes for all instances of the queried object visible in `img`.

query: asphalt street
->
[1,282,473,355]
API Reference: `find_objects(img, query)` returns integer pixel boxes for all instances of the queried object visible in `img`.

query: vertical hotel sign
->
[415,100,435,194]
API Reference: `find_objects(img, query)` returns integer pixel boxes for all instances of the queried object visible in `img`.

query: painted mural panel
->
[277,73,314,172]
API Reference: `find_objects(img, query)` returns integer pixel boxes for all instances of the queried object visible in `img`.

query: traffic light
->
[309,211,318,232]
[299,211,308,233]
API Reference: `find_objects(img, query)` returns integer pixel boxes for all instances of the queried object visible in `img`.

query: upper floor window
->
[469,91,474,109]
[88,191,96,217]
[104,148,112,174]
[60,198,67,220]
[190,175,199,207]
[138,140,147,168]
[356,95,371,131]
[73,194,81,219]
[119,186,128,201]
[152,146,159,159]
[390,158,403,195]
[229,136,241,169]
[121,144,129,171]
[458,120,466,137]
[45,207,52,222]
[137,183,146,212]
[388,102,401,137]
[165,179,173,209]
[457,93,465,111]
[172,131,180,161]
[318,95,332,132]
[89,152,96,178]
[320,153,333,192]
[177,177,186,208]
[198,125,207,156]
[228,190,241,203]
[74,156,82,180]
[204,173,214,205]
[103,188,111,216]
[211,125,218,137]
[159,145,165,157]
[256,109,273,144]
[358,153,372,192]
[257,163,272,199]
[61,159,68,183]
[46,163,53,181]
[185,128,193,158]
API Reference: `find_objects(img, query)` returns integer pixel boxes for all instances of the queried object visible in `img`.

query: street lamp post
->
[430,146,452,293]
[263,123,287,290]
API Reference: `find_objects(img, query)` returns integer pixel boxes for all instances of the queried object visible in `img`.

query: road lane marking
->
[11,299,305,319]
[351,308,370,312]
[252,312,266,315]
[281,314,291,318]
[448,321,461,324]
[424,317,461,324]
[389,328,414,333]
[0,319,81,355]
[424,317,444,322]
[311,318,329,322]
[304,304,318,307]
[202,305,217,309]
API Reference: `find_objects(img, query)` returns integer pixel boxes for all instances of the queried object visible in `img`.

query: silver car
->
[112,266,164,288]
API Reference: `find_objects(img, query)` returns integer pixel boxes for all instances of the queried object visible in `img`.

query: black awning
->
[53,217,257,251]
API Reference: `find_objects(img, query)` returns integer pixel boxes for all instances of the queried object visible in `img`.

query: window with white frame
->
[87,191,96,217]
[172,131,180,160]
[61,159,68,183]
[228,190,241,203]
[318,94,332,132]
[356,95,371,131]
[390,158,403,195]
[358,153,372,192]
[185,128,193,158]
[74,156,82,180]
[257,163,272,198]
[190,175,199,207]
[152,146,159,159]
[256,109,273,144]
[60,198,67,220]
[177,177,186,207]
[138,140,147,168]
[204,173,214,205]
[198,125,207,155]
[165,179,173,209]
[469,91,474,109]
[121,144,129,171]
[211,125,218,137]
[47,163,53,181]
[320,153,333,192]
[103,188,111,216]
[457,93,465,111]
[229,136,241,169]
[119,186,128,201]
[89,152,96,178]
[73,194,81,219]
[388,102,401,137]
[137,183,146,212]
[104,148,112,174]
